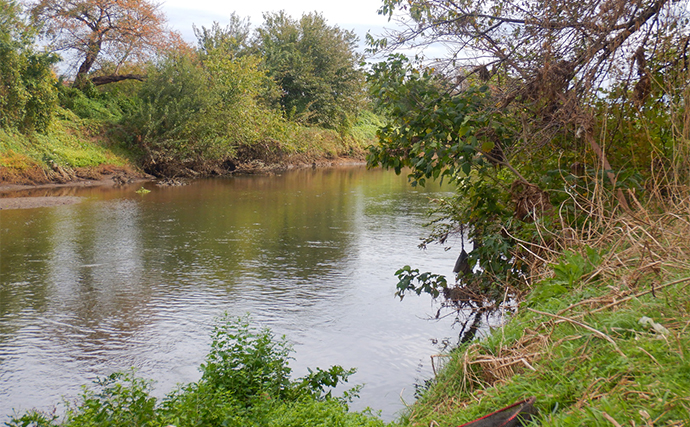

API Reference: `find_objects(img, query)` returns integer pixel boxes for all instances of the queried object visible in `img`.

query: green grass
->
[0,107,129,171]
[394,210,690,427]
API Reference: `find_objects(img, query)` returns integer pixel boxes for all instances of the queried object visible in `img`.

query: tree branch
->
[90,73,145,85]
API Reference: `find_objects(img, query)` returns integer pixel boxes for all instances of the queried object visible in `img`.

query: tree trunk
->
[73,39,102,88]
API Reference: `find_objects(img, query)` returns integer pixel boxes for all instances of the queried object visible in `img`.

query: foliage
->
[367,54,540,313]
[124,50,284,175]
[394,265,448,299]
[194,13,252,60]
[255,11,366,130]
[29,0,179,86]
[56,82,132,123]
[8,315,383,427]
[0,0,59,132]
[200,314,294,402]
[365,0,690,318]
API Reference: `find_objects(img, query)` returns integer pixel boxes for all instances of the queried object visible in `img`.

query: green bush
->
[200,314,294,401]
[57,83,133,123]
[8,315,383,427]
[0,0,59,133]
[125,52,285,174]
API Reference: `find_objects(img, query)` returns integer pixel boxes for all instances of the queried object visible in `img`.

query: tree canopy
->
[1,0,58,132]
[29,0,180,86]
[255,11,366,129]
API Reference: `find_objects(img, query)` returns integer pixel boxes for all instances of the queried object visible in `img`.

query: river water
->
[0,166,462,422]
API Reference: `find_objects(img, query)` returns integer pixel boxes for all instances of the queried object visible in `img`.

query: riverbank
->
[394,201,690,426]
[0,107,374,206]
[0,103,380,194]
[0,157,367,209]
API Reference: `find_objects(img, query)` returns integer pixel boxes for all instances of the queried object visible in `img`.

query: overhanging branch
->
[90,73,145,85]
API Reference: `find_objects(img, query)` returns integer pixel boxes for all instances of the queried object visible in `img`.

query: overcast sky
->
[162,0,394,51]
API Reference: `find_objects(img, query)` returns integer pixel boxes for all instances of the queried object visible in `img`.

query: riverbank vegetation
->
[365,0,690,424]
[0,0,376,184]
[8,315,386,427]
[5,0,690,423]
[391,201,690,425]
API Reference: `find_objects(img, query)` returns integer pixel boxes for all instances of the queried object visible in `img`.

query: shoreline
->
[0,157,367,210]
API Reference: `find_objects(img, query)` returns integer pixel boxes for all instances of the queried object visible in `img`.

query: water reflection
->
[0,166,460,421]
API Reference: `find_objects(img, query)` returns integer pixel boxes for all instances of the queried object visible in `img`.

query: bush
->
[0,0,59,133]
[125,52,285,175]
[8,315,383,427]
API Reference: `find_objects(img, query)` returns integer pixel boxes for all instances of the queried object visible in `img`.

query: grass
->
[274,111,381,160]
[0,107,129,172]
[394,194,690,426]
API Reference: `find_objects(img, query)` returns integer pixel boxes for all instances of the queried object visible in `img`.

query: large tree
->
[255,11,365,129]
[367,0,690,317]
[371,0,690,194]
[29,0,178,87]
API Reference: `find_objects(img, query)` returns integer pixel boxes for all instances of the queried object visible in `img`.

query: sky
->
[161,0,395,51]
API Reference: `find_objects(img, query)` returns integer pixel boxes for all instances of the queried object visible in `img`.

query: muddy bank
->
[0,164,149,189]
[0,157,366,209]
[0,196,83,210]
[0,157,365,190]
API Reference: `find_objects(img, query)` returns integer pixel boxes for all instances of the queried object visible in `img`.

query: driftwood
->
[90,74,145,86]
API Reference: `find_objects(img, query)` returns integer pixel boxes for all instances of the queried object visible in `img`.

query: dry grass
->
[399,185,690,426]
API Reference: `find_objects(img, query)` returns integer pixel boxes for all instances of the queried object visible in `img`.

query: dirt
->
[0,164,151,209]
[0,196,83,210]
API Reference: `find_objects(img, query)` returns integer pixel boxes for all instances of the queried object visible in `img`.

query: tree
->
[29,0,178,87]
[1,0,58,132]
[193,12,252,60]
[255,11,366,129]
[371,0,690,204]
[367,0,690,317]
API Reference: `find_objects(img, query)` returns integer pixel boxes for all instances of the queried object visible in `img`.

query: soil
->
[0,196,83,210]
[0,164,151,210]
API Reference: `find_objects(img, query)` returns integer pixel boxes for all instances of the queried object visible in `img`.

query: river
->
[0,165,462,422]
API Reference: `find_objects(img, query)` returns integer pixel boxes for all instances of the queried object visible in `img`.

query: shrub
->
[8,315,382,427]
[0,0,59,133]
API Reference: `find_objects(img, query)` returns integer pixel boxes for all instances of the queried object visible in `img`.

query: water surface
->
[0,166,462,422]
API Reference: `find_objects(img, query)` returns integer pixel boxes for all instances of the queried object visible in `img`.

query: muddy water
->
[0,166,461,422]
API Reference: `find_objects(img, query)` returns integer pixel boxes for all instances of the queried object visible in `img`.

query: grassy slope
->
[0,107,136,183]
[0,108,381,184]
[395,203,690,426]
